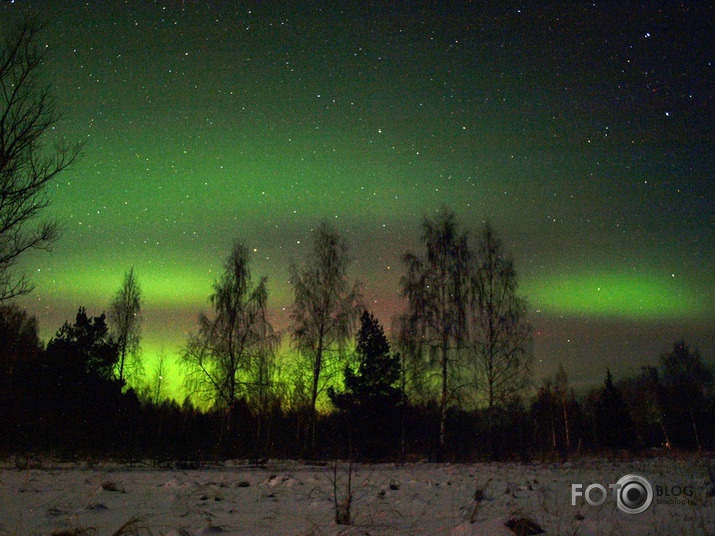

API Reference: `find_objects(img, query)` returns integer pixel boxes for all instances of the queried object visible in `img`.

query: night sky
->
[7,1,714,396]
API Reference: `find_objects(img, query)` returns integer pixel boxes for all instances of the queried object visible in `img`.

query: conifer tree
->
[330,311,401,458]
[595,369,634,450]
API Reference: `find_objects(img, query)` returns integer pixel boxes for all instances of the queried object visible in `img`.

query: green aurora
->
[6,1,713,395]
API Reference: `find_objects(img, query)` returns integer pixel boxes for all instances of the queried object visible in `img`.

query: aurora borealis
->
[6,1,713,395]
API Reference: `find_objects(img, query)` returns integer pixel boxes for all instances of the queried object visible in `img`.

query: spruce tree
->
[595,369,634,450]
[330,311,401,459]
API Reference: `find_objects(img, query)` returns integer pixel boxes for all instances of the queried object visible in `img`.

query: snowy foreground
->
[1,456,713,536]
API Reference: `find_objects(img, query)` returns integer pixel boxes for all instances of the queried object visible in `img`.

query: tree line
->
[1,19,713,462]
[1,213,713,461]
[179,209,533,460]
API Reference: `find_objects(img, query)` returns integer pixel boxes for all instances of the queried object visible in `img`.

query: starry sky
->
[7,1,714,396]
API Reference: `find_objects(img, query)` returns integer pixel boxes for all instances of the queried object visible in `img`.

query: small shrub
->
[505,516,545,535]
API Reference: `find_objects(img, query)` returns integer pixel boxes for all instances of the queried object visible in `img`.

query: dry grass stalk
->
[110,517,153,536]
[468,476,492,523]
[333,460,353,526]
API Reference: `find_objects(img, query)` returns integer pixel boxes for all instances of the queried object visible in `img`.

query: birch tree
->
[400,207,470,459]
[183,242,279,432]
[470,223,532,456]
[289,221,361,454]
[109,267,142,385]
[1,19,82,300]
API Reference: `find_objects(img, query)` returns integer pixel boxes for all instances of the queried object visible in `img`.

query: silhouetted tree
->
[553,364,573,452]
[245,338,280,456]
[182,241,278,443]
[531,364,577,455]
[469,223,532,456]
[659,340,712,451]
[594,369,634,450]
[46,307,119,383]
[400,207,470,459]
[532,378,558,453]
[289,221,362,454]
[329,311,402,459]
[109,267,143,385]
[0,303,42,451]
[618,366,669,448]
[0,19,82,300]
[0,303,41,378]
[141,346,169,405]
[393,313,434,409]
[43,307,121,451]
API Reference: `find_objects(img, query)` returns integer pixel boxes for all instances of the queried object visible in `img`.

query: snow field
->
[0,456,712,536]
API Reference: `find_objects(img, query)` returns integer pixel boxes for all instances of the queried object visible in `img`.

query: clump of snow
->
[0,456,712,535]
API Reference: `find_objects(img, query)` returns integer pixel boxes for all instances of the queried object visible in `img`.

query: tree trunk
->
[562,401,571,451]
[487,369,496,459]
[438,339,448,461]
[308,344,323,456]
[400,355,407,463]
[689,407,701,452]
[550,411,556,451]
[118,339,126,385]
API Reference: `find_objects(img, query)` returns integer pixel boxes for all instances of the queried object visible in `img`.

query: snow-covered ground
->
[1,456,712,536]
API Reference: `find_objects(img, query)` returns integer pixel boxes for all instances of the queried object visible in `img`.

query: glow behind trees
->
[5,1,711,395]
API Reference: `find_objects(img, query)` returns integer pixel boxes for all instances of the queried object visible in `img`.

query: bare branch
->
[0,18,82,300]
[289,220,362,453]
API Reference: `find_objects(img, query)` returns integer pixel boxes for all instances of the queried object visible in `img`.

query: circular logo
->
[615,474,653,514]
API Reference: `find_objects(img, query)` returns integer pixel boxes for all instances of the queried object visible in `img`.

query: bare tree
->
[0,19,82,300]
[469,223,532,455]
[660,340,712,452]
[393,313,435,409]
[552,363,573,452]
[109,267,142,385]
[146,346,169,404]
[183,242,279,430]
[400,207,470,459]
[245,340,279,455]
[289,220,361,454]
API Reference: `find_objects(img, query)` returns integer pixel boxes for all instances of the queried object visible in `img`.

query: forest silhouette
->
[1,217,712,462]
